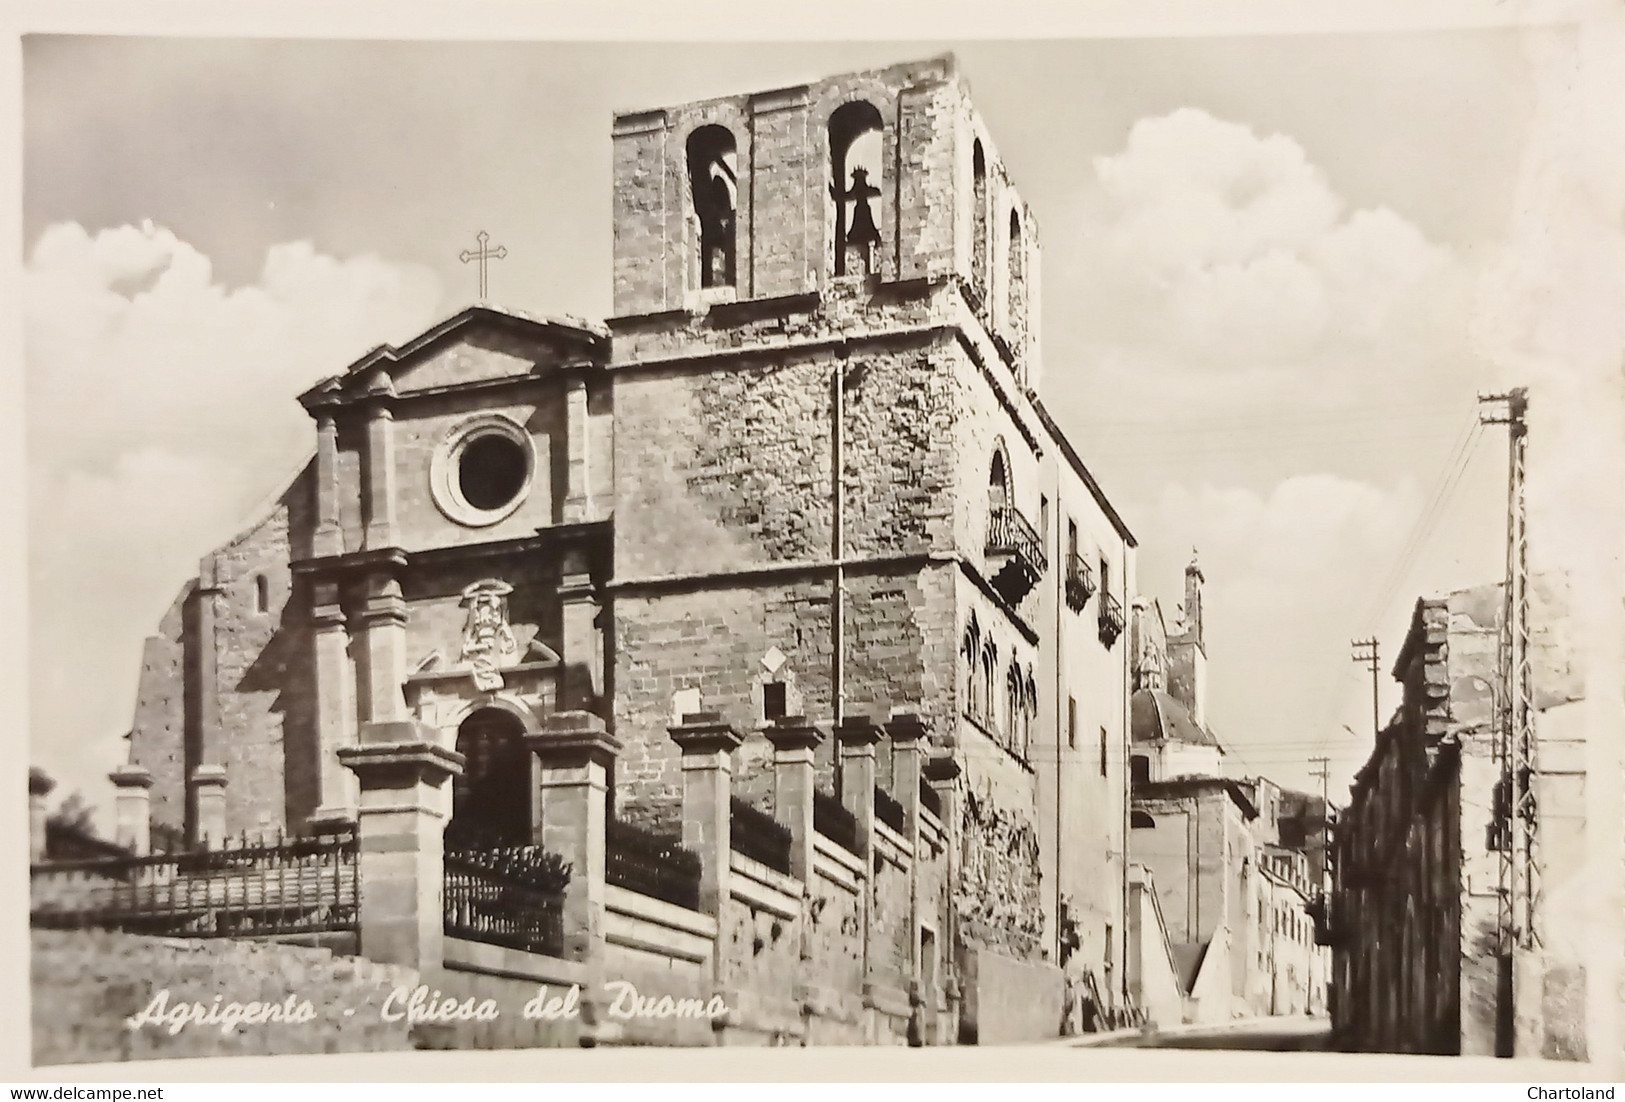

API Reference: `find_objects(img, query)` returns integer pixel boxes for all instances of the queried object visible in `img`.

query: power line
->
[1358,412,1486,634]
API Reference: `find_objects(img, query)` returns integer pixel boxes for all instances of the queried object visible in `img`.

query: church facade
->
[119,56,1138,1013]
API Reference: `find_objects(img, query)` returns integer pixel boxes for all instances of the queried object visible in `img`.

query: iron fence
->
[30,829,357,939]
[729,796,792,876]
[813,789,859,855]
[443,840,570,958]
[874,785,906,834]
[920,778,942,821]
[604,817,702,911]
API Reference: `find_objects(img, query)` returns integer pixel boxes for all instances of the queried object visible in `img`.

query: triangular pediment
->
[300,305,608,409]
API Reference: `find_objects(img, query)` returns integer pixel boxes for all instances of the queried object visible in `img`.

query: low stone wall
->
[957,944,1063,1045]
[31,929,417,1066]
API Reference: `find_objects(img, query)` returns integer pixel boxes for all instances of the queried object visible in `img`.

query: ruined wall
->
[208,471,317,835]
[128,586,192,836]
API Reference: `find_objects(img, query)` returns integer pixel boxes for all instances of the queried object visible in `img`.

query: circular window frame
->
[429,414,536,528]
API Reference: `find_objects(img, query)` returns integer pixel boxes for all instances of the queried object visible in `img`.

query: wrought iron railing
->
[729,796,792,876]
[813,789,859,855]
[986,506,1047,577]
[442,841,569,958]
[874,785,906,834]
[1098,591,1125,647]
[605,817,702,911]
[30,828,357,939]
[920,778,942,821]
[1065,553,1096,612]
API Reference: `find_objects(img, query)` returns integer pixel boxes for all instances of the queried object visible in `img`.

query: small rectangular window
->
[1067,696,1077,749]
[1099,726,1108,777]
[1067,519,1078,560]
[763,682,787,721]
[1040,495,1049,542]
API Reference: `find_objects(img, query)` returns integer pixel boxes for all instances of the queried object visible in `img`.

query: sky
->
[19,16,1623,824]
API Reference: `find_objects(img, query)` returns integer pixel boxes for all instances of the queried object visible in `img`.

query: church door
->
[449,707,532,845]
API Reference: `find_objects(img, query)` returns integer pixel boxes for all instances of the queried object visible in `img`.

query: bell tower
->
[608,54,1041,388]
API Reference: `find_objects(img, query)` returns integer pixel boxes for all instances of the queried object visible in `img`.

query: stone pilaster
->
[357,569,410,728]
[528,710,618,1044]
[340,730,462,972]
[765,716,823,882]
[190,555,224,844]
[309,579,358,829]
[29,769,54,862]
[362,401,396,551]
[669,712,744,918]
[313,413,343,557]
[563,376,590,523]
[191,763,228,847]
[835,715,883,858]
[886,711,927,996]
[109,765,154,856]
[924,751,962,1035]
[558,561,602,712]
[886,711,927,835]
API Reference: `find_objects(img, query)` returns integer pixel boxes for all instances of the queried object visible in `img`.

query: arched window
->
[1005,662,1022,748]
[988,448,1009,512]
[829,101,884,277]
[1130,754,1150,786]
[449,707,532,844]
[980,642,996,726]
[962,613,982,719]
[971,141,988,300]
[687,126,738,289]
[1006,208,1026,347]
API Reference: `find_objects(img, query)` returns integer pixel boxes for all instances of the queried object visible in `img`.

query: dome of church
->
[1131,688,1221,748]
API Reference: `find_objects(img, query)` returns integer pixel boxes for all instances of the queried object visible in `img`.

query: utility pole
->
[1308,755,1331,895]
[1350,638,1380,738]
[1481,387,1537,1054]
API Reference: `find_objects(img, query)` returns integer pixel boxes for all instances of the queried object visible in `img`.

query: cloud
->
[1134,474,1426,788]
[25,222,445,825]
[1056,108,1472,411]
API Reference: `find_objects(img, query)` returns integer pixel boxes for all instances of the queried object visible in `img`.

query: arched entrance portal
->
[449,707,532,845]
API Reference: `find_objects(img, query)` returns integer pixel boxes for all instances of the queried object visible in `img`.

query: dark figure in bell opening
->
[841,166,882,276]
[698,173,736,288]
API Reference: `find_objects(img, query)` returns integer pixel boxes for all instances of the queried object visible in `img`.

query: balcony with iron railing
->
[1065,553,1096,612]
[1098,590,1125,647]
[986,506,1047,605]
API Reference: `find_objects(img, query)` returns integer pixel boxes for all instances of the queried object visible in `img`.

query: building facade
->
[1329,574,1589,1059]
[1125,562,1329,1023]
[112,57,1140,1033]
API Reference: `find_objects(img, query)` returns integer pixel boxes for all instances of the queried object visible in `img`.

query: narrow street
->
[1079,1016,1332,1051]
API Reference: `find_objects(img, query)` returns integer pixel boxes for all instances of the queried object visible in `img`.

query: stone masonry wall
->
[208,468,317,835]
[128,586,191,836]
[32,929,417,1066]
